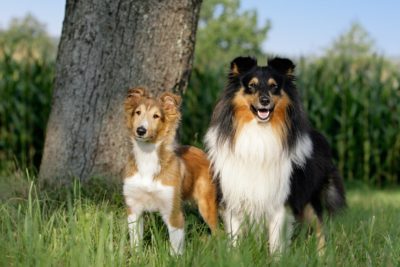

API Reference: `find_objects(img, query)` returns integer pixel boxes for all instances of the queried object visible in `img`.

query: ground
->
[0,174,399,266]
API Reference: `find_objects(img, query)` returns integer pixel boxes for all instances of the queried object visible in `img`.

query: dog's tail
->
[323,166,346,215]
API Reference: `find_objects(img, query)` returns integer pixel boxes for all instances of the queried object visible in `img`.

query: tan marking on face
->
[232,88,258,139]
[270,91,291,140]
[248,77,259,87]
[267,78,277,87]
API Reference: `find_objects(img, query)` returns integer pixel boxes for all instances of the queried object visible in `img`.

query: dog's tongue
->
[257,109,270,120]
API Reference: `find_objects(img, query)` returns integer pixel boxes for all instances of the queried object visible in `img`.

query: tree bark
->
[39,0,202,182]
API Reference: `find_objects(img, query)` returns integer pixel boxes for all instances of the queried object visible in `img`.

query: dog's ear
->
[230,56,257,77]
[268,57,295,78]
[159,92,181,119]
[124,87,147,113]
[159,92,181,111]
[126,87,147,101]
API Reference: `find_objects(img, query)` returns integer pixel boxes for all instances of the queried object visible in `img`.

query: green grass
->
[1,174,399,267]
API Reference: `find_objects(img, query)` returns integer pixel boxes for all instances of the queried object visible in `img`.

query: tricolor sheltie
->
[123,87,218,254]
[205,57,346,254]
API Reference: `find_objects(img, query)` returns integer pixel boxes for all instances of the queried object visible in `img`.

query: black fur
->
[210,57,258,146]
[289,130,346,218]
[209,56,346,218]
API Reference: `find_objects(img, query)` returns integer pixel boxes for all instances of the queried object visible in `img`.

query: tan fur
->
[267,78,277,87]
[124,154,138,178]
[232,88,257,140]
[270,91,291,141]
[231,63,240,76]
[177,146,218,232]
[169,210,185,228]
[126,207,133,215]
[302,204,326,255]
[248,77,259,87]
[123,87,218,235]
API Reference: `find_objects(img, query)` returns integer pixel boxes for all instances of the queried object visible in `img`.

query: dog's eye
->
[271,84,279,92]
[248,82,256,88]
[135,110,141,115]
[245,84,256,94]
[153,114,160,119]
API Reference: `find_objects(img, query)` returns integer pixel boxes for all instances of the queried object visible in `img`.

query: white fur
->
[222,210,242,246]
[268,207,294,253]
[127,213,143,250]
[131,141,161,177]
[124,173,174,213]
[165,225,184,255]
[205,119,312,252]
[123,140,184,254]
[291,134,313,167]
[205,121,292,219]
[140,119,149,129]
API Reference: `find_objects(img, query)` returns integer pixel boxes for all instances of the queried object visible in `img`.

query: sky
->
[0,0,399,57]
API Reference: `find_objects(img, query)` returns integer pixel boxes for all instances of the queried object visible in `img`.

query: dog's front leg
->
[166,223,185,255]
[127,209,143,251]
[223,209,242,246]
[162,210,185,255]
[268,207,290,254]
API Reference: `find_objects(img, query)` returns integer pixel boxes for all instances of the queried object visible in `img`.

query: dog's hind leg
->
[194,179,218,234]
[303,204,326,256]
[197,198,218,233]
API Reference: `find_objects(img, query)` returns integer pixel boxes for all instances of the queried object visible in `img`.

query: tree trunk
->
[39,0,202,183]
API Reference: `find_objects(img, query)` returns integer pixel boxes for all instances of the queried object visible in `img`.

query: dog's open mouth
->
[251,105,273,122]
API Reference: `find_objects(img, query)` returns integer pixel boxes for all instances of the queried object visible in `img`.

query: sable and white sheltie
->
[123,87,218,254]
[205,57,346,254]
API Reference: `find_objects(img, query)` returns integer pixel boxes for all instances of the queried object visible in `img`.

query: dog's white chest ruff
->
[206,121,293,219]
[123,141,174,213]
[123,174,174,212]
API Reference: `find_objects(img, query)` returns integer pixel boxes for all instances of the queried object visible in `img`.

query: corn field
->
[0,46,54,171]
[1,44,399,185]
[297,56,400,185]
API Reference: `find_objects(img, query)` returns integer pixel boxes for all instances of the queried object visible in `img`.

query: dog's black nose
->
[260,96,270,106]
[136,126,147,136]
